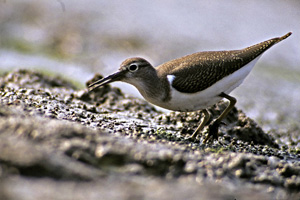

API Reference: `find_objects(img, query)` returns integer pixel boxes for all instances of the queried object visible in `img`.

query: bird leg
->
[190,109,211,139]
[203,92,237,143]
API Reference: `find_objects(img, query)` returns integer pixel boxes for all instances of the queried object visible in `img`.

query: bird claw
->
[182,135,198,143]
[220,121,226,126]
[181,120,225,144]
[202,119,222,143]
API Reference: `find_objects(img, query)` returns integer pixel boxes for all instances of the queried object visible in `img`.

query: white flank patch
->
[167,75,175,84]
[154,56,262,112]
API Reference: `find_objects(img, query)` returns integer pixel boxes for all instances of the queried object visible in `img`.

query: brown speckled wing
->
[163,33,291,93]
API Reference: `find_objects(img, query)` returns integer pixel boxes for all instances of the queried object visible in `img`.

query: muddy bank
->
[0,69,299,200]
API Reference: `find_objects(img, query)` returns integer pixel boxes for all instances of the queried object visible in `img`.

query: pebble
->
[0,69,299,198]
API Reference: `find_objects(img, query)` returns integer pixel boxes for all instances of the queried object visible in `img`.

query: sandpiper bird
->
[88,32,292,143]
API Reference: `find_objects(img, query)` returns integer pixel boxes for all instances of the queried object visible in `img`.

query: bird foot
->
[181,120,226,144]
[182,135,198,143]
[202,120,225,143]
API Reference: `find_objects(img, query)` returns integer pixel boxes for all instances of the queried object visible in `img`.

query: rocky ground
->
[0,69,299,200]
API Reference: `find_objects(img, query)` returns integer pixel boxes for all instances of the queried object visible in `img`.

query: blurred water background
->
[0,0,299,138]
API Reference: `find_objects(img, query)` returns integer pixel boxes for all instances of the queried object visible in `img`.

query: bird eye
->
[128,64,139,72]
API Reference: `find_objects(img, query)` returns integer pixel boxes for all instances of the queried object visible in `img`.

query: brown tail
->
[276,32,292,43]
[233,32,292,68]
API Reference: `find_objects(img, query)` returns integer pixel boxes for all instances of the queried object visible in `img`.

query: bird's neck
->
[132,72,171,104]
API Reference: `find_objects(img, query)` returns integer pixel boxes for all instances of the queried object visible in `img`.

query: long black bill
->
[88,71,124,91]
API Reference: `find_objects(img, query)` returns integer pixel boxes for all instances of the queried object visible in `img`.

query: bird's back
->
[156,32,292,93]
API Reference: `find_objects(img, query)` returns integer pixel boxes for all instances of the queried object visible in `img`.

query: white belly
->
[150,56,260,112]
